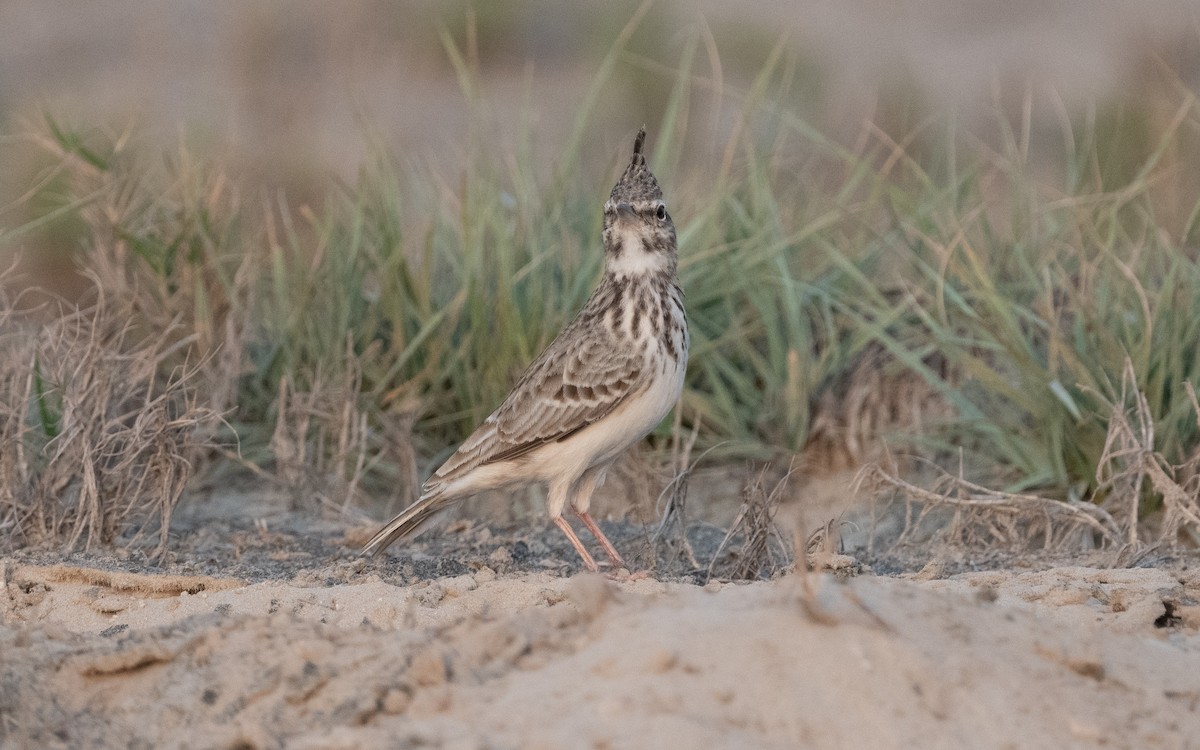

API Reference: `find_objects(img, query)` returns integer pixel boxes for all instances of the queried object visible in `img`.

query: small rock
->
[441,574,479,599]
[510,540,531,562]
[413,583,445,607]
[474,566,497,584]
[911,559,945,581]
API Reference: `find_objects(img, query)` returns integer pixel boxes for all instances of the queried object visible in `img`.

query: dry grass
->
[863,464,1122,555]
[5,41,1200,565]
[0,281,220,557]
[861,357,1200,560]
[1094,359,1200,550]
[706,466,794,581]
[270,362,371,515]
[30,126,258,420]
[650,416,704,571]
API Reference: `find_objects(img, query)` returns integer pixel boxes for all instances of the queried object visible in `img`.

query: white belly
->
[528,347,687,481]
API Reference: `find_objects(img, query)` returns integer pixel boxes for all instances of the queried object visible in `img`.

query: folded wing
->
[428,333,646,487]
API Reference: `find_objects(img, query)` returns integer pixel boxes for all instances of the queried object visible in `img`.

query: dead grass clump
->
[651,417,703,571]
[706,466,794,581]
[270,365,370,515]
[862,464,1122,555]
[267,333,425,519]
[1094,360,1200,549]
[861,360,1200,561]
[0,289,220,556]
[30,125,257,417]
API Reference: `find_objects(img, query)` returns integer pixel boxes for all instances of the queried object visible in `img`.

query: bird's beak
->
[615,202,636,223]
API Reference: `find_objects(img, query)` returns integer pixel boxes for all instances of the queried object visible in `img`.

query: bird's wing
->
[427,329,647,487]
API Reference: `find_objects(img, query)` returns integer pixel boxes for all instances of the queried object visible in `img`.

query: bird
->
[362,128,688,572]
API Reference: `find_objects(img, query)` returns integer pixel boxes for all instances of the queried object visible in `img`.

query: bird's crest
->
[609,127,662,204]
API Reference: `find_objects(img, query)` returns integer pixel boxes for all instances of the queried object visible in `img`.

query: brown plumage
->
[362,128,688,572]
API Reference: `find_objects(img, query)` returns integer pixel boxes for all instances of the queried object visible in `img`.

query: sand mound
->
[3,561,1198,749]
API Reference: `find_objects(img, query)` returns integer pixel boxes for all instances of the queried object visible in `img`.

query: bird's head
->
[602,128,677,278]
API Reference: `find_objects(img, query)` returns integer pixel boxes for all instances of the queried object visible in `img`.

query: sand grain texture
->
[3,559,1199,749]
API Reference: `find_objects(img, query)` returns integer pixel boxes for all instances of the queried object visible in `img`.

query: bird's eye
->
[655,204,668,221]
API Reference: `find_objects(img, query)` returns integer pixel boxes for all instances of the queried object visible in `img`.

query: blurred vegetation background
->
[4,0,1200,551]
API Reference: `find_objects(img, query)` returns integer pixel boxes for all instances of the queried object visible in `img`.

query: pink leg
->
[575,510,627,570]
[553,516,598,573]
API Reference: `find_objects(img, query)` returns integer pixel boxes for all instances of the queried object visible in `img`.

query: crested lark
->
[362,128,688,572]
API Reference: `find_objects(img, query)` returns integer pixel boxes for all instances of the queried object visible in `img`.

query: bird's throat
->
[606,228,673,279]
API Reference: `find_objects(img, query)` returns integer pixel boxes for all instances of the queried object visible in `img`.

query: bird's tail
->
[360,488,456,557]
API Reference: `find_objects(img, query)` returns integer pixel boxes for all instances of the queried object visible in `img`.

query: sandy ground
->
[6,5,1200,747]
[3,489,1200,750]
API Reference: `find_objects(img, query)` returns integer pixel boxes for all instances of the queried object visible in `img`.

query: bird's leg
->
[575,510,627,571]
[552,515,598,573]
[566,466,626,571]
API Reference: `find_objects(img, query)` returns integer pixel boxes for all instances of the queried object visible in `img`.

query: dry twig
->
[860,462,1122,553]
[706,464,795,581]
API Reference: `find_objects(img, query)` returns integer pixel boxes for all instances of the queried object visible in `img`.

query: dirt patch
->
[4,560,1199,748]
[3,491,1199,749]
